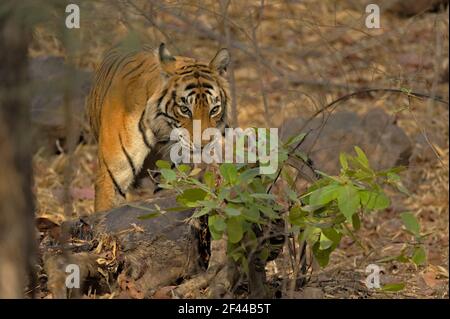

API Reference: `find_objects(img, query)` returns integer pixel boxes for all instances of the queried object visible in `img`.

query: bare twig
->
[251,0,271,126]
[219,0,238,127]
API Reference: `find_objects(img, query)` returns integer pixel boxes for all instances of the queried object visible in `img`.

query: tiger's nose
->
[200,121,215,146]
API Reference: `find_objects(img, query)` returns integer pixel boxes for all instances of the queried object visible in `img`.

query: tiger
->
[87,43,231,212]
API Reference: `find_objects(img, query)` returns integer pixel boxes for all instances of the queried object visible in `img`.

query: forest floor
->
[31,1,448,298]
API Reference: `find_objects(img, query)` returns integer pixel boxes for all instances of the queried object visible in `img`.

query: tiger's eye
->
[210,106,220,116]
[180,106,191,115]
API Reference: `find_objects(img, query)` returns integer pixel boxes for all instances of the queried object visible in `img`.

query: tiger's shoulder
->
[86,45,158,138]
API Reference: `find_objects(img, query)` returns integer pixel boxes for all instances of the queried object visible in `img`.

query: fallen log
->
[39,193,283,298]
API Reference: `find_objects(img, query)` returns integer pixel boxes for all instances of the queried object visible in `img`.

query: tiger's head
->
[148,43,231,148]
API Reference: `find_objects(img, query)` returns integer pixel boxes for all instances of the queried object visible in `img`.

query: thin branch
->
[220,0,238,127]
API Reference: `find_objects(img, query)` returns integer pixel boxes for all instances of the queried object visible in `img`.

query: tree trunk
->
[0,4,36,298]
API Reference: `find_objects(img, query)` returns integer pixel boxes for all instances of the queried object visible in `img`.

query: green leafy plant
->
[142,132,417,275]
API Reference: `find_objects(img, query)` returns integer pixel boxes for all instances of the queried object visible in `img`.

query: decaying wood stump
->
[41,195,203,298]
[40,194,283,298]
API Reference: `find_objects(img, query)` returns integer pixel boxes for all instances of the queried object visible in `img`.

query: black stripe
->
[103,159,126,198]
[156,89,168,112]
[178,66,194,75]
[98,54,128,127]
[201,83,214,89]
[122,60,146,79]
[119,134,136,178]
[198,68,212,74]
[127,64,158,83]
[138,110,153,150]
[199,73,214,81]
[185,83,199,90]
[156,111,179,123]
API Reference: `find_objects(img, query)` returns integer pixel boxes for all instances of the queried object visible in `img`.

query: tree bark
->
[0,4,36,298]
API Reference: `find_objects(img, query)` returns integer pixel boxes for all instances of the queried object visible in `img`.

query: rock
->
[280,108,412,175]
[386,0,448,16]
[344,0,448,17]
[29,56,92,153]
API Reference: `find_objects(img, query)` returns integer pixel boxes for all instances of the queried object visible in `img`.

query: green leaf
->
[400,212,420,237]
[352,213,361,230]
[164,206,191,212]
[360,190,390,210]
[243,206,261,223]
[381,283,405,292]
[256,204,279,219]
[301,226,321,244]
[285,187,299,202]
[229,246,245,262]
[209,215,226,240]
[312,241,332,267]
[211,216,226,231]
[284,132,307,147]
[158,183,173,190]
[319,232,333,250]
[220,163,238,185]
[177,188,207,207]
[156,160,171,169]
[224,207,241,216]
[189,167,202,176]
[339,153,348,170]
[177,164,191,173]
[137,212,161,220]
[197,200,218,209]
[160,168,176,182]
[239,168,260,184]
[249,178,265,193]
[218,187,230,201]
[289,204,306,226]
[227,217,244,244]
[322,228,342,247]
[354,146,370,168]
[249,193,276,200]
[337,184,360,221]
[192,206,212,218]
[309,184,340,206]
[412,246,426,265]
[387,172,410,195]
[203,171,215,189]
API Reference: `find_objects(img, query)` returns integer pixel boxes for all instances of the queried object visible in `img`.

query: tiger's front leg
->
[94,124,154,212]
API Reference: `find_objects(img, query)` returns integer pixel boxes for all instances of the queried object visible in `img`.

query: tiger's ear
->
[158,43,175,74]
[209,48,230,75]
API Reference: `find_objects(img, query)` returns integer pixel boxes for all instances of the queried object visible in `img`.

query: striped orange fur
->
[87,43,231,211]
